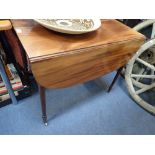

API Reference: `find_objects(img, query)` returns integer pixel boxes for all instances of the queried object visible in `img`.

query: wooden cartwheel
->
[125,20,155,114]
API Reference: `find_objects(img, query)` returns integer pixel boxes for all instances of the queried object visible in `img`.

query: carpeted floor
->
[0,71,155,135]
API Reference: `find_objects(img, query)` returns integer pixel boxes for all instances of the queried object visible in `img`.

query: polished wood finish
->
[0,20,12,31]
[32,39,143,88]
[11,19,145,125]
[12,19,145,88]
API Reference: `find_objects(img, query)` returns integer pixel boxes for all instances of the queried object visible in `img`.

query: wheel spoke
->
[136,68,146,81]
[151,69,155,83]
[132,78,147,88]
[151,23,155,39]
[135,83,155,94]
[131,74,155,79]
[136,58,155,71]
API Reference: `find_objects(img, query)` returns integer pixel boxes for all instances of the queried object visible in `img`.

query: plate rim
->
[34,19,101,34]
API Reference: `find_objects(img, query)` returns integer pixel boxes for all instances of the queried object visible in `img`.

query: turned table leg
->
[38,84,48,126]
[107,66,124,92]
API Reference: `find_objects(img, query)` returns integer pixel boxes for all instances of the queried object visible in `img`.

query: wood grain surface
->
[12,19,145,88]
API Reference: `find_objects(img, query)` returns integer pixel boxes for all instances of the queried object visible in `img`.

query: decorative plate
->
[34,19,101,34]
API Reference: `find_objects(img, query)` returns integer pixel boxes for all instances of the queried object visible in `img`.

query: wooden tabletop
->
[12,20,145,63]
[11,20,145,88]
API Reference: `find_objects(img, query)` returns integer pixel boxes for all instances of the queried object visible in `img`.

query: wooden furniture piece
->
[0,20,17,105]
[11,19,145,125]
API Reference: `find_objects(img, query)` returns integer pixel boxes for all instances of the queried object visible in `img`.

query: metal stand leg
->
[107,66,124,92]
[38,84,48,126]
[0,58,17,104]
